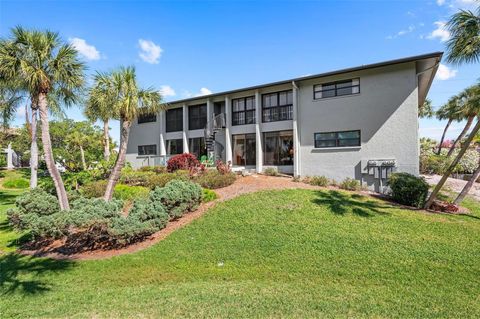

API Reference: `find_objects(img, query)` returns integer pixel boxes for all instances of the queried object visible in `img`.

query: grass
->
[0,188,479,318]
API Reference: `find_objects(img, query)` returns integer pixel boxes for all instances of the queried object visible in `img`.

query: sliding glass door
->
[264,131,293,165]
[232,134,256,166]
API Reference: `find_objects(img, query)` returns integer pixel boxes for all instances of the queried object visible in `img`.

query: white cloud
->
[436,0,446,5]
[159,85,176,97]
[138,39,163,64]
[69,37,100,60]
[427,21,450,42]
[183,87,213,98]
[436,64,458,80]
[386,25,415,39]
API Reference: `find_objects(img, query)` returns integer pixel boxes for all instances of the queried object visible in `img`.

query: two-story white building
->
[126,52,442,191]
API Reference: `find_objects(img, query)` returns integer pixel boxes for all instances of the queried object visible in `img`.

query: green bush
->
[202,188,218,202]
[339,178,361,191]
[145,170,190,189]
[138,166,167,174]
[3,177,29,189]
[387,173,429,208]
[81,180,107,198]
[7,188,66,239]
[113,184,150,201]
[150,179,202,219]
[119,168,155,186]
[194,170,236,189]
[306,176,329,187]
[69,197,124,228]
[263,167,278,176]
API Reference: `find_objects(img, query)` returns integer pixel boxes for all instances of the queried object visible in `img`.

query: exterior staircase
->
[204,113,226,162]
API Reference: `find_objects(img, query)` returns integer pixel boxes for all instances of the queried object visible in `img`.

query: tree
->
[0,27,85,210]
[425,5,480,209]
[419,98,434,118]
[436,96,463,154]
[66,130,89,170]
[85,77,116,161]
[98,67,165,201]
[0,79,22,130]
[446,85,480,157]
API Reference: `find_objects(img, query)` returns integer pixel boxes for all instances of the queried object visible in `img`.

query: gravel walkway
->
[422,174,480,201]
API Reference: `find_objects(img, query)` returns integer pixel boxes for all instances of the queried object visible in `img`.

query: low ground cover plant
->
[263,167,278,176]
[387,172,429,208]
[304,176,330,187]
[339,178,361,191]
[202,188,218,202]
[194,170,236,189]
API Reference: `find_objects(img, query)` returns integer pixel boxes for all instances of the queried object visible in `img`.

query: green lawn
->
[1,188,479,318]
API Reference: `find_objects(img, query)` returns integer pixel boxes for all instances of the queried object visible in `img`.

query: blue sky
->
[0,0,478,143]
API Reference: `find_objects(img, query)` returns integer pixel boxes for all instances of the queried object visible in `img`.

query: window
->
[166,139,183,155]
[232,96,255,125]
[232,134,256,166]
[214,101,224,115]
[166,108,183,132]
[188,104,207,130]
[314,130,360,148]
[263,131,293,165]
[314,78,360,99]
[262,90,293,122]
[189,137,206,159]
[138,113,157,124]
[138,144,157,156]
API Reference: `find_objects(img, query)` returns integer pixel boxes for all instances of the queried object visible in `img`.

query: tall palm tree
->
[419,98,434,119]
[446,85,480,156]
[0,27,85,210]
[66,130,89,170]
[425,5,480,209]
[0,79,22,131]
[99,67,164,201]
[85,78,116,162]
[436,96,463,154]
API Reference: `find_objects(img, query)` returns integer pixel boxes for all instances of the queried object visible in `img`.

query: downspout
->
[292,81,300,178]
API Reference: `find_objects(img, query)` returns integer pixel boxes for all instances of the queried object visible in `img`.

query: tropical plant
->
[0,27,85,210]
[435,96,463,154]
[419,98,434,118]
[93,67,165,201]
[0,79,22,129]
[425,5,480,209]
[66,130,89,170]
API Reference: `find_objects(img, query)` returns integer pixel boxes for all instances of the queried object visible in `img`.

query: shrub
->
[306,176,329,187]
[216,160,231,174]
[7,188,66,239]
[339,178,361,191]
[3,178,29,189]
[119,168,155,186]
[145,170,190,189]
[68,197,124,228]
[387,172,429,208]
[202,188,218,202]
[150,179,202,219]
[194,170,236,189]
[167,153,202,173]
[138,165,167,174]
[113,184,150,201]
[263,167,278,176]
[81,180,107,198]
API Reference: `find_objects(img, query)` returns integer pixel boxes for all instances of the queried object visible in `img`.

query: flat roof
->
[168,51,443,105]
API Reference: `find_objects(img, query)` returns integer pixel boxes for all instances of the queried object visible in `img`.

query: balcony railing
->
[262,104,293,123]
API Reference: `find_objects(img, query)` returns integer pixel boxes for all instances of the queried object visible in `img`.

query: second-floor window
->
[262,90,293,123]
[138,144,157,156]
[138,113,157,124]
[314,78,360,99]
[188,104,207,130]
[232,96,255,126]
[166,108,183,132]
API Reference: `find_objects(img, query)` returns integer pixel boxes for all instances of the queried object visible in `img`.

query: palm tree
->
[99,67,164,201]
[436,96,463,154]
[66,130,88,170]
[419,98,434,118]
[425,5,480,209]
[0,27,85,210]
[85,78,116,162]
[0,79,22,131]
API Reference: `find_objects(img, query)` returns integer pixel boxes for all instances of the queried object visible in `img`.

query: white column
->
[182,104,189,153]
[255,90,263,173]
[159,110,166,156]
[292,81,300,177]
[6,143,13,170]
[206,99,213,122]
[224,96,232,164]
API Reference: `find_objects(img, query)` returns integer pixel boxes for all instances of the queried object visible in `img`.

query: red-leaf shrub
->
[215,160,231,175]
[167,153,202,173]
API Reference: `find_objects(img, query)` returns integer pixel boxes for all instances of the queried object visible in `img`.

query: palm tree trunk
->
[103,120,131,201]
[80,145,87,170]
[425,119,480,209]
[103,120,110,161]
[437,119,452,155]
[454,159,480,205]
[25,103,31,136]
[38,93,70,210]
[447,117,473,157]
[29,108,38,189]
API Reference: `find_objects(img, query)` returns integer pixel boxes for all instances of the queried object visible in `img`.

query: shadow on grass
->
[0,190,19,206]
[312,190,390,217]
[0,253,74,295]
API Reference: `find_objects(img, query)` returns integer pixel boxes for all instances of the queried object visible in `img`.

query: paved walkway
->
[422,174,480,201]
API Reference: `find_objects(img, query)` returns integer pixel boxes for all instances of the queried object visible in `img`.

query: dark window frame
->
[314,130,361,148]
[188,104,207,130]
[189,137,206,159]
[232,96,256,126]
[262,90,293,123]
[263,130,294,166]
[166,139,183,155]
[232,133,256,166]
[138,113,157,124]
[166,108,183,132]
[138,144,157,156]
[313,78,360,100]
